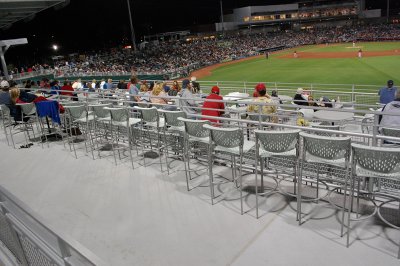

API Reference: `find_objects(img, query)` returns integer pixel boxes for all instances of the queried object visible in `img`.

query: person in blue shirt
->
[50,80,61,95]
[379,80,397,104]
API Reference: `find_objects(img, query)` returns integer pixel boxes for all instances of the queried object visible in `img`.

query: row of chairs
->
[1,101,399,258]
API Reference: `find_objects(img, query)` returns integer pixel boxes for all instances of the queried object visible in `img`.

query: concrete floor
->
[0,133,399,266]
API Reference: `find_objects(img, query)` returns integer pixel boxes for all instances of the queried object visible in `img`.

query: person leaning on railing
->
[247,83,278,123]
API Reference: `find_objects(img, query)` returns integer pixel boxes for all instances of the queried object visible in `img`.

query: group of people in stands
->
[1,76,399,132]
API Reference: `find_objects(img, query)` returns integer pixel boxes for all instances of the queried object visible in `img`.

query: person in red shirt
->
[201,86,225,124]
[60,81,75,97]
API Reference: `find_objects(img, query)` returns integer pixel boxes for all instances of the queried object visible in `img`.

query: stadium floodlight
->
[52,44,58,51]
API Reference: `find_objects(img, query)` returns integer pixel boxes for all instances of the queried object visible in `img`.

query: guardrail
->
[0,185,106,266]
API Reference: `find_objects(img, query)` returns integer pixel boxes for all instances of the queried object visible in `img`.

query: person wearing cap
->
[379,80,397,104]
[179,79,199,117]
[247,83,277,122]
[293,88,308,106]
[0,80,11,106]
[201,86,225,124]
[191,76,200,94]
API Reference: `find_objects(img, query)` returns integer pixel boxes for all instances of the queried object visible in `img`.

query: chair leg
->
[255,155,259,219]
[163,130,170,175]
[128,127,134,169]
[298,160,303,225]
[208,146,214,205]
[347,177,355,247]
[240,154,243,215]
[341,170,349,237]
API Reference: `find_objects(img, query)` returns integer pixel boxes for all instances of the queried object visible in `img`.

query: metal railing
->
[0,185,106,266]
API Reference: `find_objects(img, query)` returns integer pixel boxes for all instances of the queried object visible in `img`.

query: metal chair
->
[0,104,13,147]
[298,132,351,228]
[104,107,140,168]
[348,144,400,259]
[18,102,42,147]
[254,129,300,218]
[134,106,165,171]
[89,103,112,158]
[203,124,255,214]
[65,105,95,159]
[159,110,187,174]
[381,127,400,146]
[311,124,341,136]
[178,117,210,191]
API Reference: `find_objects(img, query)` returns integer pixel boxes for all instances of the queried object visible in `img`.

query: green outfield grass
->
[200,42,400,90]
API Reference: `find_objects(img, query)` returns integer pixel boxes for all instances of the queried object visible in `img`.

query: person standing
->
[201,86,225,124]
[358,49,362,58]
[379,80,397,104]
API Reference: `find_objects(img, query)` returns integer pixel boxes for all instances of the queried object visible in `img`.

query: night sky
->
[0,0,393,66]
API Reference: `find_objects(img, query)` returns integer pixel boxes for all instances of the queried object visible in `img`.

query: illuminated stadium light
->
[52,44,58,51]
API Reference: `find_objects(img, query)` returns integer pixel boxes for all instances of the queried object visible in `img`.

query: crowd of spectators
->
[5,24,400,79]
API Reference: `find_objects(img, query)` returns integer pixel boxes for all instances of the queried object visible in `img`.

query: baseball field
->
[195,42,400,91]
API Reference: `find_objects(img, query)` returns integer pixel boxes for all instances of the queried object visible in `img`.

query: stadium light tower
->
[220,0,225,36]
[126,0,137,51]
[387,0,390,23]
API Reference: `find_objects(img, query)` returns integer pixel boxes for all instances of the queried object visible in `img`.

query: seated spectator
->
[103,79,114,90]
[117,80,127,90]
[61,81,75,97]
[308,95,319,110]
[293,88,308,105]
[128,77,140,104]
[191,76,200,94]
[138,83,151,106]
[0,80,11,106]
[50,80,61,95]
[169,80,180,96]
[379,90,400,129]
[271,90,282,104]
[201,86,225,124]
[72,79,83,91]
[179,80,199,117]
[319,96,333,108]
[247,83,277,122]
[150,83,168,107]
[379,80,397,105]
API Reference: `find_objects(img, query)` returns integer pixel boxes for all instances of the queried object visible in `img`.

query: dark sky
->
[0,0,392,66]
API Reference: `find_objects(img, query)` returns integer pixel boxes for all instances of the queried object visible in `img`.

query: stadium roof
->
[0,0,68,30]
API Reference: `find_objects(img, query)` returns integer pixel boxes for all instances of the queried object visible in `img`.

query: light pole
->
[387,0,390,23]
[127,0,137,51]
[220,0,225,35]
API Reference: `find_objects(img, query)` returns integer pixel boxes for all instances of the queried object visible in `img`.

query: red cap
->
[253,91,259,97]
[211,86,220,93]
[255,83,266,92]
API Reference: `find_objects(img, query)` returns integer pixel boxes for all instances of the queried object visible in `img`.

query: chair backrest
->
[90,104,112,119]
[134,106,159,123]
[300,131,351,160]
[255,129,299,153]
[381,127,400,139]
[105,107,128,122]
[248,113,269,122]
[178,117,210,138]
[203,124,243,148]
[352,143,400,178]
[19,102,36,116]
[61,101,83,107]
[0,104,11,116]
[161,110,186,127]
[311,124,341,136]
[65,105,87,120]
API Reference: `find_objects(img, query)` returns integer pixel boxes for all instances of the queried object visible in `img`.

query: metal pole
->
[0,46,10,80]
[126,0,137,51]
[220,0,225,35]
[387,0,390,23]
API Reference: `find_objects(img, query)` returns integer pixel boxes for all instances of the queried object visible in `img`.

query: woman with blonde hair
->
[150,82,168,108]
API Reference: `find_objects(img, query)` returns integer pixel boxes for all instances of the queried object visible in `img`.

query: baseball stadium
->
[1,1,400,266]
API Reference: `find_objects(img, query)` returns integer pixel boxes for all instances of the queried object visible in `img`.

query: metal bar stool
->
[203,124,255,214]
[298,132,351,229]
[254,129,300,218]
[348,144,400,259]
